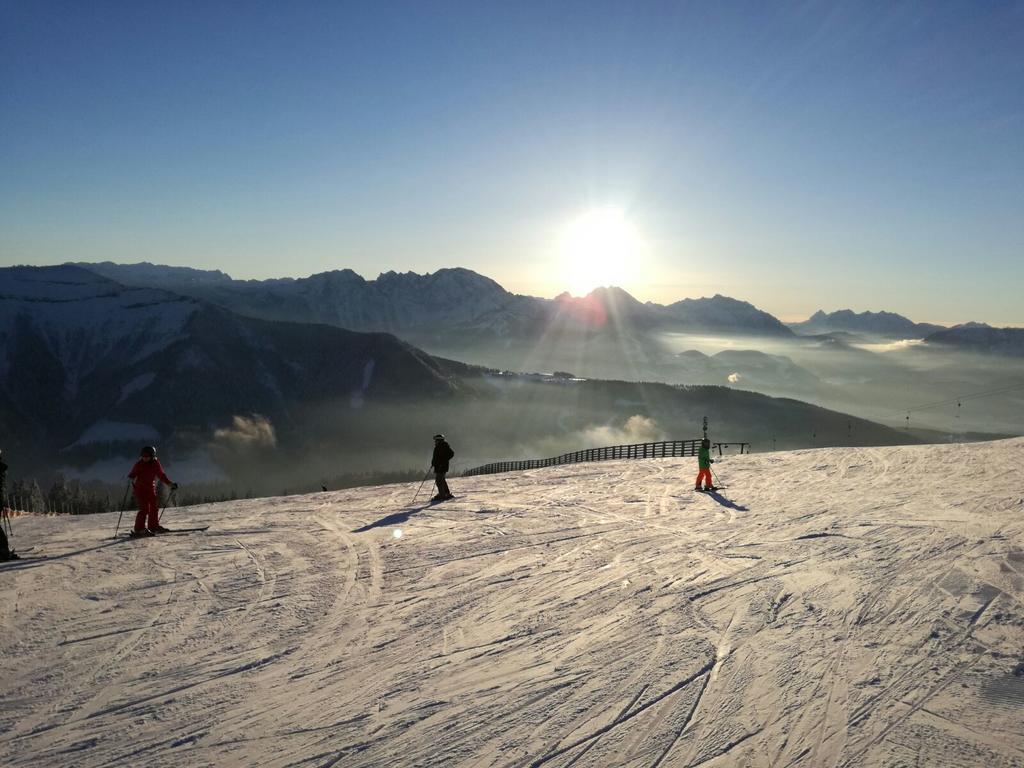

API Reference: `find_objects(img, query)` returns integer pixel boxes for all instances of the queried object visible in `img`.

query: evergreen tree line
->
[2,475,114,516]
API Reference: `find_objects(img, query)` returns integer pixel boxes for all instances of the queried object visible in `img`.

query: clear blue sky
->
[2,1,1022,324]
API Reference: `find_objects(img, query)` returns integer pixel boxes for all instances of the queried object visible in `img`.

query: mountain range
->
[74,261,796,340]
[788,309,946,338]
[79,262,1024,348]
[792,312,1024,356]
[925,325,1024,356]
[2,264,922,490]
[0,265,460,475]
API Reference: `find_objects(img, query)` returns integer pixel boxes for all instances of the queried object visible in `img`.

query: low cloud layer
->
[528,415,665,458]
[852,339,926,353]
[578,414,664,445]
[214,414,277,448]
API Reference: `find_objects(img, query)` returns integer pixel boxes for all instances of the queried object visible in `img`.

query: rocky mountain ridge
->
[789,308,946,338]
[72,262,797,339]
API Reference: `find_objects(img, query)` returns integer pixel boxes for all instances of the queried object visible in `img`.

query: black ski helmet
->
[141,445,157,458]
[433,434,445,441]
[701,438,711,449]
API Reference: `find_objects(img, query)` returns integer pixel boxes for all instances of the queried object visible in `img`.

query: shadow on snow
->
[351,501,440,533]
[704,490,749,512]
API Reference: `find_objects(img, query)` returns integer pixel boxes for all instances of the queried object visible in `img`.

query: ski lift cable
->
[879,383,1024,420]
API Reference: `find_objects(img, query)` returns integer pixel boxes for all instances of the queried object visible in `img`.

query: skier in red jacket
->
[128,445,177,537]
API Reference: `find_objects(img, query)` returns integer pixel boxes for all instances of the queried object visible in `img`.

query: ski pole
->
[711,464,723,487]
[410,469,432,506]
[113,481,132,538]
[2,491,11,539]
[2,503,11,545]
[158,487,179,524]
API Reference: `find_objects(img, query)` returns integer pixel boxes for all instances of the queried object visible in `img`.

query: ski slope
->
[2,439,1023,767]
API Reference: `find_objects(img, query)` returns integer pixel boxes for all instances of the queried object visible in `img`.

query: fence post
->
[464,436,748,477]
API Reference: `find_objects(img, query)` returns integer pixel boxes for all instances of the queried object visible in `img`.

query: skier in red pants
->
[695,438,717,492]
[128,445,177,537]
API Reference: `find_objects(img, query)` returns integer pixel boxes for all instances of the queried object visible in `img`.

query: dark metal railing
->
[461,439,750,478]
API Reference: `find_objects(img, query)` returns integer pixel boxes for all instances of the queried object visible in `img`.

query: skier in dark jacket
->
[695,438,717,492]
[430,434,455,501]
[0,449,6,504]
[128,446,177,537]
[0,449,15,561]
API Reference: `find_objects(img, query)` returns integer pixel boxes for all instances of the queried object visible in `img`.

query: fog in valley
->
[2,264,1020,506]
[405,328,1024,440]
[40,326,1024,505]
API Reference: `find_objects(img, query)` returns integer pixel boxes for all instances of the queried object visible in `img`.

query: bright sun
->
[558,208,643,296]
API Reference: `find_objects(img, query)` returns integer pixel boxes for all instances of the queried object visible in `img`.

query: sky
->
[1,1,1022,325]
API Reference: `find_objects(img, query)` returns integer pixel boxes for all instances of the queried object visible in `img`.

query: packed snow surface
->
[3,440,1024,767]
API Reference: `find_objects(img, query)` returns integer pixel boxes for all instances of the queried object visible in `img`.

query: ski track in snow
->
[2,440,1024,767]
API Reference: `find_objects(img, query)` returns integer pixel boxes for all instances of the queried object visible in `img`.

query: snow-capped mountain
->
[664,294,794,335]
[72,262,796,340]
[212,267,536,334]
[72,263,540,336]
[0,265,459,472]
[73,261,239,287]
[790,309,945,338]
[0,266,201,452]
[3,264,939,490]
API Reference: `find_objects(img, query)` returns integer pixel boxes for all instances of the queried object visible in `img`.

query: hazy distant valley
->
[2,263,1021,499]
[77,261,1024,435]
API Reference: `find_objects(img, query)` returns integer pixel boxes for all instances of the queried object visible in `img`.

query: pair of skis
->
[1,546,38,564]
[120,526,210,539]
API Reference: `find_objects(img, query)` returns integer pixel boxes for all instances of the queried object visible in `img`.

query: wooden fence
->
[461,439,749,478]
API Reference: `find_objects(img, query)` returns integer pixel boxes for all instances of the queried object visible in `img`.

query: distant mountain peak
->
[310,268,366,283]
[585,285,644,306]
[663,294,793,336]
[954,321,991,329]
[372,267,507,293]
[790,308,945,338]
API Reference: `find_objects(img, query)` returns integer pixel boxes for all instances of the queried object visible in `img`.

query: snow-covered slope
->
[0,265,200,387]
[3,439,1023,766]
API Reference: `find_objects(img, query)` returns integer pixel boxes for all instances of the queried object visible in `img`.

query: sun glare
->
[558,208,643,296]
